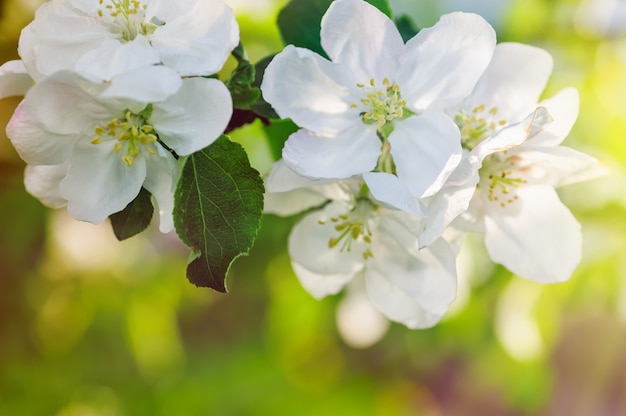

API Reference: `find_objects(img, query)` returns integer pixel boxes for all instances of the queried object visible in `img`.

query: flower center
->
[98,0,158,42]
[319,198,376,260]
[455,104,507,150]
[479,153,527,208]
[91,108,158,166]
[352,78,407,128]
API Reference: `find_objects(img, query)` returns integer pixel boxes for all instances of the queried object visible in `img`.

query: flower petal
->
[530,88,580,147]
[420,156,481,248]
[261,45,359,135]
[365,238,457,328]
[74,36,161,81]
[512,145,607,188]
[291,262,356,300]
[6,101,78,166]
[363,172,424,216]
[0,60,32,98]
[282,124,380,180]
[389,112,462,198]
[288,202,365,276]
[143,146,179,233]
[459,42,553,123]
[60,141,147,224]
[398,12,496,111]
[321,0,404,80]
[100,65,182,103]
[151,77,232,155]
[20,1,114,78]
[24,163,69,208]
[265,160,335,193]
[149,0,239,75]
[484,185,581,282]
[21,71,113,135]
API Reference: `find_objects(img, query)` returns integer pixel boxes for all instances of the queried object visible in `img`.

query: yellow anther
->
[131,125,139,137]
[489,107,498,115]
[91,137,101,145]
[123,155,134,166]
[141,125,153,133]
[95,126,106,136]
[114,143,123,153]
[369,78,375,87]
[98,10,103,16]
[383,77,390,87]
[356,83,365,88]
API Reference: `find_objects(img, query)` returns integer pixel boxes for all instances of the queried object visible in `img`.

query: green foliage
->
[262,118,299,161]
[173,136,264,292]
[227,43,261,110]
[277,0,393,57]
[395,14,420,42]
[109,187,154,241]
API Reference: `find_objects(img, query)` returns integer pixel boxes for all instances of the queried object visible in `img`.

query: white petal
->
[282,125,380,180]
[389,112,462,198]
[513,146,607,188]
[459,42,553,123]
[473,106,554,161]
[21,1,114,78]
[143,146,179,233]
[363,172,424,216]
[420,155,481,248]
[6,102,78,166]
[265,160,335,193]
[261,45,359,135]
[264,188,328,217]
[484,185,581,282]
[264,161,330,216]
[24,163,69,208]
[365,238,457,328]
[74,36,161,81]
[0,60,32,98]
[398,12,496,111]
[530,88,580,147]
[321,0,404,80]
[21,71,113,135]
[151,77,232,155]
[101,65,182,103]
[60,141,147,224]
[149,0,239,75]
[291,261,356,300]
[288,202,365,276]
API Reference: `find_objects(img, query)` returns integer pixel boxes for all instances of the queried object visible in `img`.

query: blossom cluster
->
[262,0,605,329]
[0,0,239,231]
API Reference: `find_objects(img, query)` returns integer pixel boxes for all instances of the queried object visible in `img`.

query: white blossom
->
[7,67,232,231]
[19,0,239,81]
[265,162,457,329]
[261,0,496,200]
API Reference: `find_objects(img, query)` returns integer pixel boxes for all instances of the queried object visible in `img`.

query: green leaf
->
[365,0,392,17]
[395,14,419,42]
[174,136,264,292]
[227,43,261,110]
[277,0,393,56]
[250,54,279,120]
[262,119,299,161]
[109,187,154,241]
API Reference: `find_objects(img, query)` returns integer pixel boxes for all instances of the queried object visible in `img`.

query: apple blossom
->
[261,0,496,200]
[420,43,605,282]
[19,0,239,81]
[265,162,457,329]
[7,66,232,231]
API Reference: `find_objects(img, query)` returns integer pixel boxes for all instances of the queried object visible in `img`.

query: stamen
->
[456,104,507,150]
[322,199,376,259]
[91,109,159,167]
[353,78,407,128]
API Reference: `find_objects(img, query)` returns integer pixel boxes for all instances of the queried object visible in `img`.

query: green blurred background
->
[1,0,625,414]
